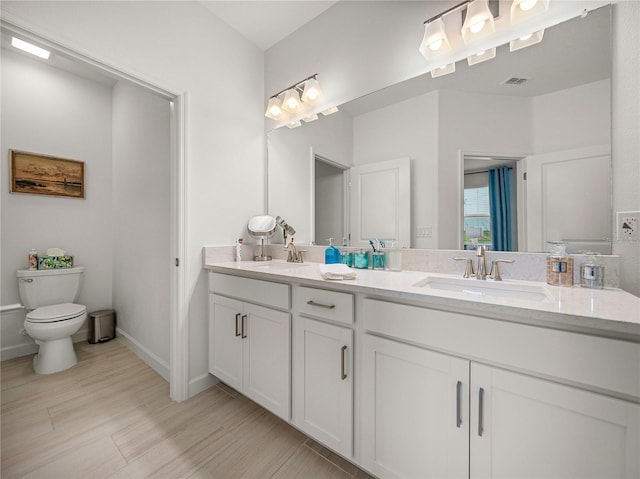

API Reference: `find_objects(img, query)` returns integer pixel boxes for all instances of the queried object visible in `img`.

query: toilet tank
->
[17,267,84,310]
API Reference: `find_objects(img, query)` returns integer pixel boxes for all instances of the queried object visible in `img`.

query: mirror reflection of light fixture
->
[321,105,339,115]
[11,37,51,59]
[419,18,451,60]
[461,0,496,44]
[467,47,496,65]
[510,30,544,51]
[286,119,302,129]
[511,0,550,24]
[430,62,456,78]
[302,113,318,123]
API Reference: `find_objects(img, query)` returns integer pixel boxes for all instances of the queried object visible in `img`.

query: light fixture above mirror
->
[264,73,336,127]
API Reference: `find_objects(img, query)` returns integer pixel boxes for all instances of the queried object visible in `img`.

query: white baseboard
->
[0,342,38,362]
[189,372,218,398]
[116,327,170,382]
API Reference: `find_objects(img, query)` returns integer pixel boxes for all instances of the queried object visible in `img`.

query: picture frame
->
[10,150,85,199]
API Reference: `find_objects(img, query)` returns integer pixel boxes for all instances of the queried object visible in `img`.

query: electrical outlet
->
[617,211,640,241]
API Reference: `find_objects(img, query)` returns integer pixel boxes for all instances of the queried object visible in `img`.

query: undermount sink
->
[244,261,309,271]
[413,275,554,302]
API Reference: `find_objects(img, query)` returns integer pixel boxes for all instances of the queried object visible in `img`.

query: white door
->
[208,294,244,391]
[292,317,353,457]
[470,363,640,479]
[362,334,469,479]
[243,303,291,420]
[525,145,611,253]
[350,157,411,248]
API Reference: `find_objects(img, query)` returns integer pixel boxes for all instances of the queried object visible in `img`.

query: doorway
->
[314,155,348,246]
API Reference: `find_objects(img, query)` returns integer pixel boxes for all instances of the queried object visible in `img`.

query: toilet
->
[17,267,87,374]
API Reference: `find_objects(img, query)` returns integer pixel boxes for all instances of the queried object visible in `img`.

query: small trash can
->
[88,309,116,344]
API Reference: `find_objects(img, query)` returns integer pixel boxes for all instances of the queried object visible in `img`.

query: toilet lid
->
[26,303,86,323]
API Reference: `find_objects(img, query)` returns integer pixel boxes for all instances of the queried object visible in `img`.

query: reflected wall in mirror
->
[267,5,612,252]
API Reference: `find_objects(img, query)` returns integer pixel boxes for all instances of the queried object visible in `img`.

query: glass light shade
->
[419,18,450,60]
[511,0,550,23]
[264,97,284,120]
[282,89,302,112]
[510,29,544,52]
[321,106,339,116]
[302,113,318,123]
[430,62,456,78]
[285,120,302,129]
[461,0,495,44]
[11,37,51,59]
[467,47,496,66]
[301,78,322,104]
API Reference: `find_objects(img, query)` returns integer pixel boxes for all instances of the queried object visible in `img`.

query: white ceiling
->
[200,1,338,51]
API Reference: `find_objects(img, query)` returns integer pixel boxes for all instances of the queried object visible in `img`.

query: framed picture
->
[10,150,85,199]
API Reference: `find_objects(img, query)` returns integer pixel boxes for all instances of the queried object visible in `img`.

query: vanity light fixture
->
[430,62,456,78]
[461,0,496,44]
[264,73,323,120]
[467,47,496,65]
[511,0,550,24]
[11,37,51,60]
[510,29,544,51]
[419,18,451,60]
[264,97,284,120]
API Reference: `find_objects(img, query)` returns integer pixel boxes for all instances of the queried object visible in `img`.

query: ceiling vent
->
[502,76,529,85]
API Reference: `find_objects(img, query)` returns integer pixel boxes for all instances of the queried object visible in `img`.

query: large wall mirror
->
[267,5,612,252]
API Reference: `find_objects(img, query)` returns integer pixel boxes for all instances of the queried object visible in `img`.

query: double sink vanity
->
[204,246,640,478]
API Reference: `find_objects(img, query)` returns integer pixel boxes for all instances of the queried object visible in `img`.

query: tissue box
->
[38,255,74,269]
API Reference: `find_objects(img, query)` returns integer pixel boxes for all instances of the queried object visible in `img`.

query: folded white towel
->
[319,263,357,280]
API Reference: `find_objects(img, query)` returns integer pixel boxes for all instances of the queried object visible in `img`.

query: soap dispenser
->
[325,238,340,264]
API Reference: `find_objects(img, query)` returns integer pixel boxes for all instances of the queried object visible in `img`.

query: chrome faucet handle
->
[489,259,515,281]
[453,257,475,278]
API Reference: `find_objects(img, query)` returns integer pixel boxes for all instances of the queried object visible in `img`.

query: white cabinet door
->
[362,334,469,479]
[209,294,291,420]
[292,317,353,457]
[243,303,291,420]
[470,363,640,479]
[209,294,243,391]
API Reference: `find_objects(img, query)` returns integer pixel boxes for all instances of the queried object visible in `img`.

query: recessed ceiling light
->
[11,37,51,60]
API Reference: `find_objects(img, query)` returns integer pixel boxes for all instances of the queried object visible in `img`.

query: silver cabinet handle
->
[456,381,462,428]
[478,387,485,437]
[241,314,247,339]
[307,300,335,310]
[20,278,34,283]
[235,313,241,337]
[340,345,347,380]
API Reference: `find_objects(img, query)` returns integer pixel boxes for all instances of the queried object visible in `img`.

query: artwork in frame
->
[10,150,85,199]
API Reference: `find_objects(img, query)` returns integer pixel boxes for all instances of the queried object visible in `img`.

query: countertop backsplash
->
[203,244,621,288]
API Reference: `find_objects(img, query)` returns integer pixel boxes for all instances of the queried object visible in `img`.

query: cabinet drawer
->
[209,272,289,310]
[295,286,354,324]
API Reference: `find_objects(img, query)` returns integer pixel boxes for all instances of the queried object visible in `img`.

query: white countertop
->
[205,260,640,341]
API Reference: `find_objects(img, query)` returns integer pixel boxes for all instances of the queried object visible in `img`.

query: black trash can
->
[88,309,116,344]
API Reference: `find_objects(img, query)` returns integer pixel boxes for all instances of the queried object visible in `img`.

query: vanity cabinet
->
[208,273,291,420]
[361,298,640,479]
[362,334,469,478]
[292,286,354,457]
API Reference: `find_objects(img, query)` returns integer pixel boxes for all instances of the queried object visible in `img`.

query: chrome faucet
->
[475,245,488,280]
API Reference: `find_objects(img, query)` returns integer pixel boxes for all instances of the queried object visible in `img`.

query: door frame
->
[458,150,527,251]
[1,19,189,401]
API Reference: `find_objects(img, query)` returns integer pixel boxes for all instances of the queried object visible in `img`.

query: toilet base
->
[33,336,78,374]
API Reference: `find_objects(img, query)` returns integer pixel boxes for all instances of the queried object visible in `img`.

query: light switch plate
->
[617,211,640,241]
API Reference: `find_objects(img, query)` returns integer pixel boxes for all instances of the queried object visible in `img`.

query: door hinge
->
[175,258,180,267]
[523,172,527,181]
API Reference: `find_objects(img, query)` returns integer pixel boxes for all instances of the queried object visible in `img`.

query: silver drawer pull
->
[307,300,335,310]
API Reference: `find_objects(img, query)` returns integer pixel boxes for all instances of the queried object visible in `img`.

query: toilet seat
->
[26,303,87,323]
